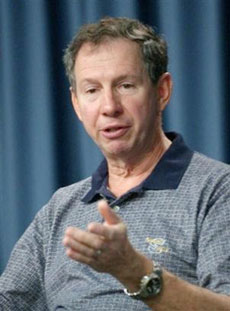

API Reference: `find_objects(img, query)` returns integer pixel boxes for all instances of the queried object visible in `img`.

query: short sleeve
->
[197,174,230,295]
[0,206,49,310]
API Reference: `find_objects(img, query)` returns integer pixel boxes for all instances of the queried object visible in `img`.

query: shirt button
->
[113,205,120,212]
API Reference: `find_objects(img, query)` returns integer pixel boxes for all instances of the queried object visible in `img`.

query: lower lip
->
[101,127,130,139]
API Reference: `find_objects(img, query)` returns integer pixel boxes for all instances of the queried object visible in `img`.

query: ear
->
[157,72,173,112]
[70,87,82,121]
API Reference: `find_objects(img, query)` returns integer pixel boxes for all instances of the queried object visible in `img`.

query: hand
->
[62,200,152,288]
[63,200,135,276]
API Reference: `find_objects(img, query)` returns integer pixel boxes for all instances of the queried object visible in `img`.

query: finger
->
[66,247,96,264]
[63,236,96,258]
[98,200,121,225]
[64,227,103,249]
[88,221,126,241]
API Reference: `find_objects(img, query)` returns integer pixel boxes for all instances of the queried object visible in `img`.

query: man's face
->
[71,38,166,160]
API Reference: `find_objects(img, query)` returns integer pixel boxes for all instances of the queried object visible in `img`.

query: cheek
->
[135,102,158,131]
[79,106,99,132]
[131,100,153,123]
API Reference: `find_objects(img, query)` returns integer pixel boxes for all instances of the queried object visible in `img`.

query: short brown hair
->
[63,17,168,90]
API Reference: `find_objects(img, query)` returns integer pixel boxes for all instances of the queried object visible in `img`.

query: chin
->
[102,144,133,159]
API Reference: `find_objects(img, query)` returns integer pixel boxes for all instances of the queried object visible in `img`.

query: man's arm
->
[63,200,230,311]
[0,208,48,311]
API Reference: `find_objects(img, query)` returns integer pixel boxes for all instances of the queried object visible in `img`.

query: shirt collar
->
[82,132,194,203]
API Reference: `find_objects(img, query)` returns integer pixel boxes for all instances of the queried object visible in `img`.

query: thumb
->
[98,200,121,225]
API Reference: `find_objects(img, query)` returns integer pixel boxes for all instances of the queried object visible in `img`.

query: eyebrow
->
[79,78,98,87]
[113,74,142,84]
[79,74,142,87]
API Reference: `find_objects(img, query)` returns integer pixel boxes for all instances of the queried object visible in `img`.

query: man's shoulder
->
[186,151,230,189]
[35,177,93,225]
[191,151,230,174]
[51,177,92,204]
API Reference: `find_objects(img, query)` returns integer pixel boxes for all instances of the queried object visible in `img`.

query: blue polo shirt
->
[0,133,230,310]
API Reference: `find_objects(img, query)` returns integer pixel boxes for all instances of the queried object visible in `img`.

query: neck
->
[106,132,171,197]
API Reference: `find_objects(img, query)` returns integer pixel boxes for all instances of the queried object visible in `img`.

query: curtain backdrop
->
[0,0,229,273]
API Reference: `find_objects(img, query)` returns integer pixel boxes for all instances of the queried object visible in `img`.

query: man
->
[0,17,230,310]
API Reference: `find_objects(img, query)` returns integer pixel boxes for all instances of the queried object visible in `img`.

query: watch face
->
[146,277,161,295]
[141,273,162,298]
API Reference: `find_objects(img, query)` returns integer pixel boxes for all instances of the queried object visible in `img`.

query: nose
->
[101,89,123,117]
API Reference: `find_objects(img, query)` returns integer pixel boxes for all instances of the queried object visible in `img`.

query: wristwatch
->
[123,262,162,300]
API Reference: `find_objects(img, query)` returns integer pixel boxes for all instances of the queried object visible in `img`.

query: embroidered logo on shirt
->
[146,237,170,254]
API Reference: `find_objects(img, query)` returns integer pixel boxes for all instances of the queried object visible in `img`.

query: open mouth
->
[105,127,123,132]
[101,126,130,138]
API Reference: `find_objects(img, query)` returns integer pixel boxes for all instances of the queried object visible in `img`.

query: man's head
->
[63,17,168,92]
[63,17,172,161]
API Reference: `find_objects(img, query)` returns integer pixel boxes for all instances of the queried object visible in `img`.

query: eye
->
[86,88,97,94]
[119,82,136,94]
[121,83,134,89]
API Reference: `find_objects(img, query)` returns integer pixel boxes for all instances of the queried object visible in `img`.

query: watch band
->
[123,262,162,300]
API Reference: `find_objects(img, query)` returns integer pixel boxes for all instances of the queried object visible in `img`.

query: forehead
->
[77,37,142,58]
[74,38,145,81]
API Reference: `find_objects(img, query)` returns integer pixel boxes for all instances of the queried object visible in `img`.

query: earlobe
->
[157,72,173,111]
[70,87,82,121]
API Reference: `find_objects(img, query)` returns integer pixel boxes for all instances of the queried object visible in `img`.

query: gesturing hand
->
[63,200,135,277]
[63,200,152,290]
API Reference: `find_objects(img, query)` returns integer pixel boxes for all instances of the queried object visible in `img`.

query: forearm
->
[114,251,230,311]
[144,268,230,311]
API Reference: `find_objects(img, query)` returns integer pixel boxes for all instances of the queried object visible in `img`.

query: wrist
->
[117,250,153,293]
[124,261,163,300]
